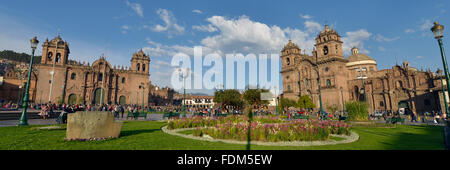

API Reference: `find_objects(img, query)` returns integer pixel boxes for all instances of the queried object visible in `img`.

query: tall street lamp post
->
[431,22,450,117]
[437,69,449,115]
[179,68,190,118]
[139,83,145,110]
[274,86,278,115]
[18,37,39,126]
[356,67,367,101]
[314,49,324,114]
[340,87,345,115]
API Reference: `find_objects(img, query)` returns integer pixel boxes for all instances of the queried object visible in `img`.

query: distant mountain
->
[0,50,41,63]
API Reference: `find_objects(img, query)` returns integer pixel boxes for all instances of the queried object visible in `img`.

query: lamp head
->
[436,68,443,75]
[30,36,39,50]
[431,21,444,39]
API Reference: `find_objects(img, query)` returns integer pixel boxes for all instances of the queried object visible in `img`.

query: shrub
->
[345,101,369,121]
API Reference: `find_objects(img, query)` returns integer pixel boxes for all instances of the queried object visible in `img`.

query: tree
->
[278,98,297,114]
[243,88,270,108]
[297,95,316,110]
[0,50,42,63]
[214,89,244,111]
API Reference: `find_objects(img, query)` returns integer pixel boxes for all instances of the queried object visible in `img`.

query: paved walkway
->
[0,119,58,127]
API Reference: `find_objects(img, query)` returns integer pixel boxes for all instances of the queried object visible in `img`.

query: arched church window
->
[71,73,76,80]
[56,53,61,63]
[98,73,103,82]
[286,58,290,66]
[326,79,331,87]
[122,77,126,83]
[48,52,53,61]
[396,81,403,88]
[323,46,329,55]
[137,63,140,71]
[143,64,146,72]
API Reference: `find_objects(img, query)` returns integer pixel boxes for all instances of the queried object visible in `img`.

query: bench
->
[339,116,348,121]
[386,117,405,124]
[293,115,310,120]
[136,111,147,119]
[163,112,180,119]
[126,111,147,120]
[56,112,68,124]
[216,113,228,117]
[126,111,136,120]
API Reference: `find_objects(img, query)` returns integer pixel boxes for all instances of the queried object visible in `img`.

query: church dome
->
[346,47,376,67]
[346,47,375,62]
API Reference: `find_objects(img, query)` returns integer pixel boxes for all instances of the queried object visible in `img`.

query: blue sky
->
[0,0,449,95]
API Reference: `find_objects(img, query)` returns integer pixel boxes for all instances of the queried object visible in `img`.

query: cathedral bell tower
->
[315,25,344,59]
[41,35,70,66]
[130,49,150,74]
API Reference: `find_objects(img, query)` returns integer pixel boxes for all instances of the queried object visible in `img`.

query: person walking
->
[120,105,125,118]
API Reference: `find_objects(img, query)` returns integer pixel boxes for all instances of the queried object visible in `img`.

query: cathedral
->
[280,25,447,115]
[34,35,152,105]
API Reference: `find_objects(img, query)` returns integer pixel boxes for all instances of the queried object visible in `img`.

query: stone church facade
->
[280,25,447,115]
[34,35,151,106]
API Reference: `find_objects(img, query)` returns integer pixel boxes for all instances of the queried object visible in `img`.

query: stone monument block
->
[66,111,123,140]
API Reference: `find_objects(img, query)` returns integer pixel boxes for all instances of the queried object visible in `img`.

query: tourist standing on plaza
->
[411,111,418,122]
[39,104,49,119]
[120,105,125,118]
[113,105,119,118]
[434,113,441,124]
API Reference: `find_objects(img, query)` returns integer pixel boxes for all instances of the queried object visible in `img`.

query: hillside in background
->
[0,50,41,63]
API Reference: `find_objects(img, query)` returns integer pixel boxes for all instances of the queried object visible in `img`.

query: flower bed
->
[192,119,350,142]
[167,115,284,130]
[166,115,351,142]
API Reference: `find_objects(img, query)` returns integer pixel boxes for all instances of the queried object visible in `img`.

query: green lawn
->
[0,121,445,150]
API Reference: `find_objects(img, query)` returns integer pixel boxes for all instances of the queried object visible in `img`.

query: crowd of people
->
[370,108,448,124]
[1,99,449,124]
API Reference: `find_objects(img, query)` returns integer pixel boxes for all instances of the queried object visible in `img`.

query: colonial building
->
[183,96,215,109]
[33,35,152,105]
[280,25,446,115]
[149,84,181,106]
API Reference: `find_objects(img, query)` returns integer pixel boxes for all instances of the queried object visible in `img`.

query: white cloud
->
[192,24,218,32]
[378,46,386,52]
[125,0,144,17]
[405,29,415,34]
[419,19,433,31]
[151,9,185,37]
[145,15,372,59]
[341,29,372,55]
[416,56,424,59]
[304,20,323,33]
[192,9,203,14]
[199,15,289,55]
[121,25,130,34]
[300,14,312,19]
[373,34,400,42]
